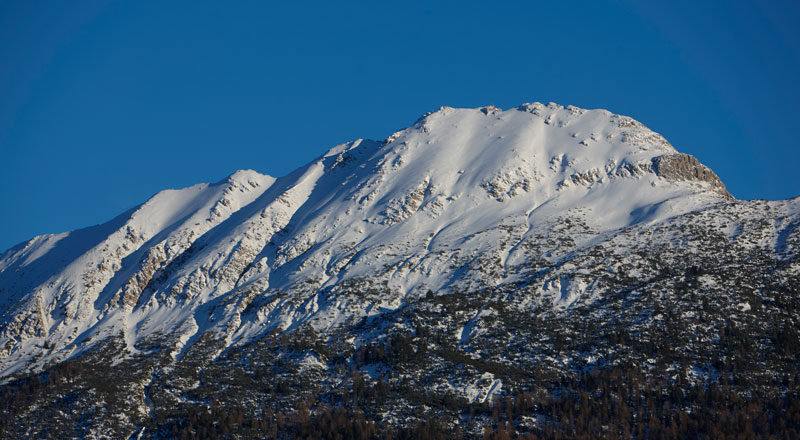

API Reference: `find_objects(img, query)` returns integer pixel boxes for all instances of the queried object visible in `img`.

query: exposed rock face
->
[652,153,731,197]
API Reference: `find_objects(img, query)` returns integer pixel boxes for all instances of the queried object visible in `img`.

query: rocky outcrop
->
[652,153,731,197]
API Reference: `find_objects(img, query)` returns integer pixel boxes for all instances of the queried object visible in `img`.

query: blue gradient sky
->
[1,0,799,251]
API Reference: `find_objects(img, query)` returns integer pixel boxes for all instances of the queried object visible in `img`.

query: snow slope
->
[0,102,790,379]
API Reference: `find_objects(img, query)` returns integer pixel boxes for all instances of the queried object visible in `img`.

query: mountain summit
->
[1,103,798,438]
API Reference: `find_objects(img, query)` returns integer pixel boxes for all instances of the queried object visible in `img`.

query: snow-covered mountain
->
[0,103,730,375]
[1,103,798,438]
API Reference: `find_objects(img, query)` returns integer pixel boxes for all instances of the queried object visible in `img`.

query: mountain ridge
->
[1,102,798,438]
[0,102,770,380]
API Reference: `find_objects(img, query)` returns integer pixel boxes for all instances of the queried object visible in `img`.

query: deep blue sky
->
[1,1,799,251]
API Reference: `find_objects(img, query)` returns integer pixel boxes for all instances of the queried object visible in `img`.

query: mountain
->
[1,103,798,439]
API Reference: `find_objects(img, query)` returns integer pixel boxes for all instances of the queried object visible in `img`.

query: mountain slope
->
[1,103,798,438]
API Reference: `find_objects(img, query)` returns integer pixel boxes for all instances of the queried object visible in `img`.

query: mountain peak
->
[373,103,726,210]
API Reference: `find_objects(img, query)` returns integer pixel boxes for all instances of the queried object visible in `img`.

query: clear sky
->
[1,0,799,252]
